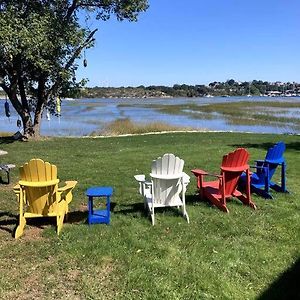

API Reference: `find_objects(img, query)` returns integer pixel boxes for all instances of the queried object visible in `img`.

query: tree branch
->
[65,0,79,21]
[33,75,47,126]
[15,54,30,112]
[0,81,8,95]
[48,28,98,97]
[4,73,24,115]
[18,75,29,111]
[66,28,98,70]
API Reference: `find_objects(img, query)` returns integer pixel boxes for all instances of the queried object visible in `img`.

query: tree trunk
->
[22,112,38,139]
[6,83,45,139]
[32,109,43,139]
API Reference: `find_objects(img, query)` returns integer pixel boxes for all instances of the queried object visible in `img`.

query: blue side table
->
[86,186,113,225]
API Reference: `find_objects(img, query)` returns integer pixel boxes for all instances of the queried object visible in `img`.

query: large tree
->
[0,0,148,139]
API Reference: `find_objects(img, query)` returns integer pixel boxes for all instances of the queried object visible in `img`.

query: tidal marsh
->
[118,100,300,131]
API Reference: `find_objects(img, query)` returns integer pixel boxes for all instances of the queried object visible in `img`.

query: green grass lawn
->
[0,132,299,299]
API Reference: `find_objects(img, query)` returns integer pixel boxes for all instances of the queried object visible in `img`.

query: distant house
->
[267,91,282,97]
[274,81,284,86]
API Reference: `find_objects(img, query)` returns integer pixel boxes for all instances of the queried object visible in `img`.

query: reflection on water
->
[0,96,299,136]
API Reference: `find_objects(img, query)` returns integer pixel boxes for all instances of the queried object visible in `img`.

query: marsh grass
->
[91,118,191,136]
[118,101,300,129]
[0,132,13,136]
[0,132,299,299]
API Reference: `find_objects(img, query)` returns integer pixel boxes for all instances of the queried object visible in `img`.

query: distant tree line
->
[78,79,300,98]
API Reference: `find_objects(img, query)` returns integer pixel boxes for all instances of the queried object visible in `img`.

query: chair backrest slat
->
[151,154,184,205]
[19,159,58,214]
[221,148,250,195]
[264,141,286,179]
[265,141,285,162]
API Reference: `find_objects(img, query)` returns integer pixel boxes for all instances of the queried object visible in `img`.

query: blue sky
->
[77,0,300,87]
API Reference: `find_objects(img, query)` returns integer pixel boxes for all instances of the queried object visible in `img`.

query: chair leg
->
[281,162,287,192]
[270,162,289,193]
[208,195,229,213]
[151,211,155,225]
[150,205,155,225]
[216,202,229,213]
[252,186,273,199]
[56,214,65,235]
[180,201,190,223]
[15,216,26,239]
[236,194,257,210]
[182,208,190,223]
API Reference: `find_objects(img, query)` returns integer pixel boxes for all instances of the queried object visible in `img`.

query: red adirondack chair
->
[191,148,257,213]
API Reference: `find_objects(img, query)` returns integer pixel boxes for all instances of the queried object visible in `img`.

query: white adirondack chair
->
[134,153,190,225]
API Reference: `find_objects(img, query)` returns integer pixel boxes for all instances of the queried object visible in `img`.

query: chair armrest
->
[192,169,222,179]
[255,160,265,164]
[191,169,208,176]
[143,181,152,187]
[182,172,190,185]
[13,184,21,194]
[134,174,152,196]
[58,180,78,192]
[14,184,20,190]
[58,181,77,204]
[250,165,266,169]
[0,164,15,171]
[134,174,146,183]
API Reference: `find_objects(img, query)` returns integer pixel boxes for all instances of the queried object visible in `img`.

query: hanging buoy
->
[56,97,61,115]
[83,50,87,67]
[4,100,10,118]
[46,110,51,121]
[83,58,87,68]
[17,119,22,128]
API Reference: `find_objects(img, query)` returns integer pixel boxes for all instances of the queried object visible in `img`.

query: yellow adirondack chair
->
[14,159,77,238]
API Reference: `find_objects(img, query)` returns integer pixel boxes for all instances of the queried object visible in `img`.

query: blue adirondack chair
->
[241,141,288,199]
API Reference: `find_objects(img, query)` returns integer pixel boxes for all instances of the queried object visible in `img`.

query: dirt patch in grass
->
[80,258,120,299]
[78,203,88,212]
[20,225,45,241]
[2,274,45,300]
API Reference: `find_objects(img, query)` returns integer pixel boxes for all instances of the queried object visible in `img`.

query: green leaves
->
[0,0,148,137]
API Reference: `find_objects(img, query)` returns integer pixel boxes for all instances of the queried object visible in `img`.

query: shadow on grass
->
[0,211,18,234]
[186,193,203,205]
[230,141,300,152]
[66,211,88,224]
[0,201,120,237]
[257,257,300,300]
[0,136,18,145]
[186,192,258,211]
[114,202,191,220]
[186,193,217,210]
[0,210,90,237]
[114,202,146,216]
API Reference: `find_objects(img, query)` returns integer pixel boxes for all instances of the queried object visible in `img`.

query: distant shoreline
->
[1,94,300,102]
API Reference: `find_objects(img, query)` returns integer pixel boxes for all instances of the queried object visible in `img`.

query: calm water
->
[0,96,299,136]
